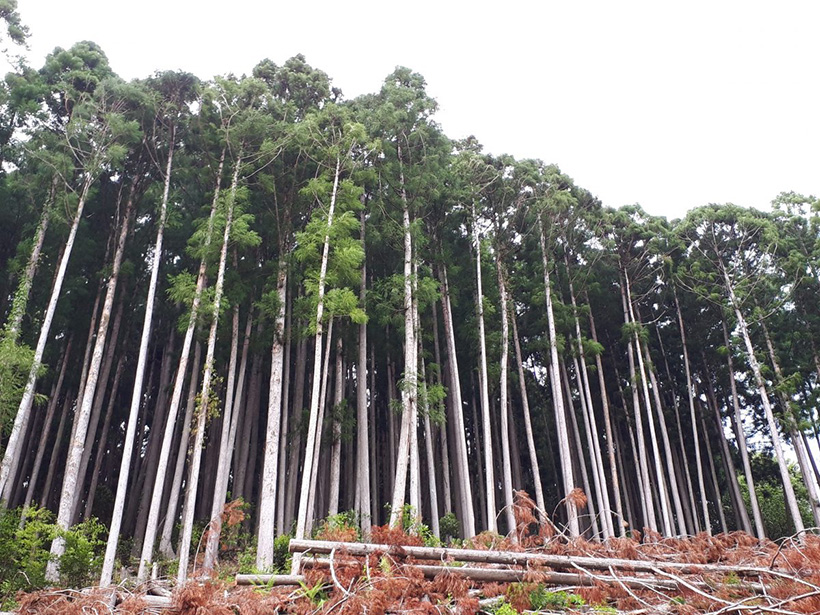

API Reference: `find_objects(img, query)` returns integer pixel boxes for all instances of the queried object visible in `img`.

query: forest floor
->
[12,496,820,614]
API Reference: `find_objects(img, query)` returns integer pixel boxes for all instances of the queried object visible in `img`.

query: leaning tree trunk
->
[673,287,711,534]
[99,127,175,584]
[158,340,202,559]
[438,265,476,538]
[0,174,94,503]
[136,146,225,581]
[177,155,241,583]
[538,217,578,537]
[48,174,139,582]
[510,301,546,516]
[720,266,805,536]
[202,301,249,572]
[293,155,343,560]
[721,319,765,538]
[3,174,57,342]
[588,305,626,536]
[760,320,820,527]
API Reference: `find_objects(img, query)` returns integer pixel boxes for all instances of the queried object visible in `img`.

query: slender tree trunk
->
[700,412,728,533]
[202,301,245,572]
[136,146,225,580]
[588,306,625,536]
[470,205,496,532]
[639,335,686,536]
[41,395,73,510]
[72,296,125,523]
[439,265,476,537]
[20,336,72,521]
[83,353,125,520]
[48,173,139,581]
[720,268,804,535]
[4,175,57,342]
[177,154,242,583]
[566,269,612,538]
[159,340,201,559]
[673,287,711,534]
[328,337,344,517]
[258,258,288,568]
[389,146,419,526]
[619,272,656,533]
[293,155,343,554]
[721,320,765,538]
[355,209,371,535]
[276,297,292,536]
[538,217,578,537]
[0,173,94,503]
[624,273,672,536]
[495,259,516,538]
[431,299,452,516]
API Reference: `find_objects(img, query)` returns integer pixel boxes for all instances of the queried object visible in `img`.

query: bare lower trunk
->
[0,174,93,503]
[328,338,344,517]
[495,258,516,538]
[49,176,137,581]
[258,261,288,568]
[538,217,578,537]
[721,319,765,538]
[438,266,475,538]
[83,354,125,520]
[722,269,804,535]
[355,211,371,534]
[135,147,225,581]
[588,307,625,536]
[673,287,710,534]
[159,340,202,559]
[20,336,72,519]
[177,155,241,583]
[203,301,251,572]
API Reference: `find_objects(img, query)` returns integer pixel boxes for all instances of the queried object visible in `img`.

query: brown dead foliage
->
[15,512,820,614]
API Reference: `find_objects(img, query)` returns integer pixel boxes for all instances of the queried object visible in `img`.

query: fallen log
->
[288,538,776,578]
[235,574,306,586]
[295,557,690,590]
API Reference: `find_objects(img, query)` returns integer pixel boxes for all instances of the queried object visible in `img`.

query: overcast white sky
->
[16,0,820,220]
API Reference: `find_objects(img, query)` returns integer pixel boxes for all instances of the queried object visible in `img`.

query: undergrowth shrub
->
[0,506,106,608]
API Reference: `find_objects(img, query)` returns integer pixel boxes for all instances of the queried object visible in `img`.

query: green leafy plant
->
[529,586,585,611]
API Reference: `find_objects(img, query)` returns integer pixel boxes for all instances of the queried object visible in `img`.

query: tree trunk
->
[538,217,578,537]
[721,267,804,535]
[618,271,656,533]
[177,154,241,583]
[202,301,246,572]
[83,353,125,520]
[673,287,711,534]
[355,209,371,535]
[159,340,202,559]
[438,265,475,537]
[257,259,288,568]
[136,146,225,580]
[0,173,94,503]
[294,155,344,555]
[588,306,625,536]
[48,173,139,581]
[721,319,765,538]
[4,174,57,342]
[20,336,72,520]
[495,257,516,538]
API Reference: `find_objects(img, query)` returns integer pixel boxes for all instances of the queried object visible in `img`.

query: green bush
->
[0,506,107,608]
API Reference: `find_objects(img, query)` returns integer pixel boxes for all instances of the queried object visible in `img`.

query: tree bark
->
[48,172,139,581]
[0,173,94,503]
[136,146,225,580]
